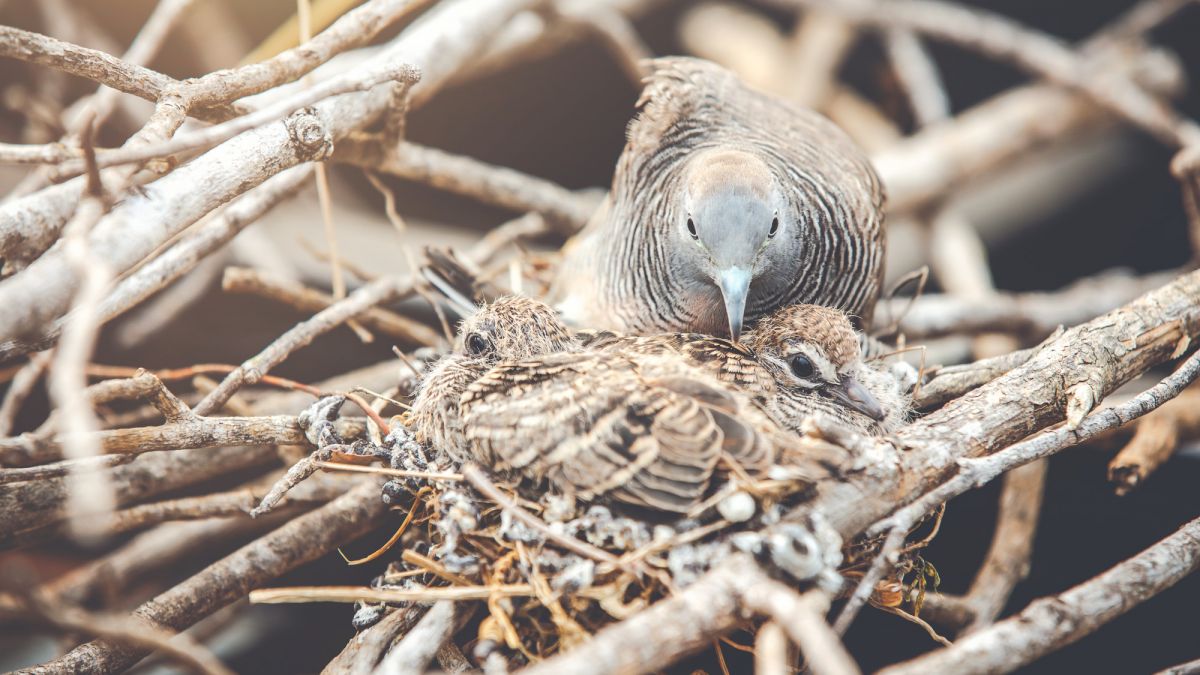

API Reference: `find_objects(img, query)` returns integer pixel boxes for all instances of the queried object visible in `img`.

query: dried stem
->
[1107,387,1200,495]
[29,480,388,674]
[879,515,1200,675]
[221,266,442,347]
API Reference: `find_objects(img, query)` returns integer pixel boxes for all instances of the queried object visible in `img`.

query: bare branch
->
[221,266,441,347]
[880,514,1200,675]
[1108,387,1200,495]
[29,480,387,674]
[961,460,1046,632]
[335,139,595,234]
[0,26,176,105]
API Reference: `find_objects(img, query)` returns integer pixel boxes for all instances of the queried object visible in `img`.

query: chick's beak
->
[717,266,751,341]
[828,374,886,422]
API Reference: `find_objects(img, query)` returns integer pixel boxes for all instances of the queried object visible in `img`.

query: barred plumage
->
[551,57,886,339]
[582,304,910,436]
[411,297,906,513]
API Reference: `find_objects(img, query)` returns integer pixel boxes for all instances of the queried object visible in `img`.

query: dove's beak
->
[717,266,751,341]
[829,374,886,422]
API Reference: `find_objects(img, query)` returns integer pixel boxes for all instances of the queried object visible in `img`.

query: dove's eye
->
[465,333,492,356]
[789,354,815,379]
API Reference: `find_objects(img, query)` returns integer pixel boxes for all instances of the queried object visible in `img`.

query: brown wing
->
[579,331,776,396]
[410,355,486,463]
[461,352,727,512]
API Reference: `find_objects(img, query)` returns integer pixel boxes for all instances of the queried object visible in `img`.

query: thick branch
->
[804,268,1200,543]
[0,0,540,346]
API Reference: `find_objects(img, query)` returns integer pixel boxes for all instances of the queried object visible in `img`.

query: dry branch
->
[520,555,752,675]
[879,269,1180,339]
[780,0,1200,148]
[193,276,410,415]
[335,139,595,234]
[0,26,177,110]
[880,515,1200,675]
[25,480,388,674]
[1108,387,1200,494]
[0,0,540,349]
[961,460,1046,632]
[807,268,1200,543]
[3,582,234,675]
[0,444,278,541]
[221,266,442,347]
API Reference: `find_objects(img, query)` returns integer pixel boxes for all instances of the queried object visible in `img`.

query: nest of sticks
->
[2,0,1200,674]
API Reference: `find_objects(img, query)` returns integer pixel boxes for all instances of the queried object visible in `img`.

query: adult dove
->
[551,57,885,340]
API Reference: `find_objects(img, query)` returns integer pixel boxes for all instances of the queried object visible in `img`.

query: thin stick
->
[313,460,463,481]
[251,584,545,604]
[461,464,625,570]
[879,514,1200,675]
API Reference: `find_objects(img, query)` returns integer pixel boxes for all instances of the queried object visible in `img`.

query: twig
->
[467,212,553,268]
[45,513,291,605]
[0,0,542,350]
[376,601,457,675]
[251,584,547,604]
[779,0,1200,147]
[879,514,1200,675]
[461,464,625,570]
[0,26,178,109]
[755,622,789,675]
[914,335,1055,409]
[30,480,388,674]
[741,583,861,675]
[884,28,950,126]
[1157,658,1200,675]
[335,139,594,234]
[221,266,442,346]
[832,526,907,635]
[873,349,1200,545]
[0,167,317,363]
[48,176,115,545]
[879,268,1180,339]
[1108,387,1200,495]
[550,3,653,87]
[313,460,463,481]
[0,414,337,465]
[961,461,1046,632]
[0,351,52,436]
[4,576,234,675]
[1,442,279,542]
[194,275,407,415]
[322,605,423,674]
[519,555,755,675]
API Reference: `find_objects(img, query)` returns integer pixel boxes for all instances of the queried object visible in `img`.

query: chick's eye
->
[465,333,491,356]
[686,217,698,239]
[789,354,815,379]
[769,216,780,238]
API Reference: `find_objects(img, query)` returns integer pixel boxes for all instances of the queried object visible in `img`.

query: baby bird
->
[581,304,908,436]
[410,296,775,512]
[409,296,580,464]
[747,305,909,435]
[551,57,885,340]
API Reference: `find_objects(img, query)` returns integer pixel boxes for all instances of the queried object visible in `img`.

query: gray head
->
[676,148,794,340]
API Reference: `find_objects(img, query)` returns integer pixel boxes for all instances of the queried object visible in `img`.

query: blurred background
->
[1,0,1198,672]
